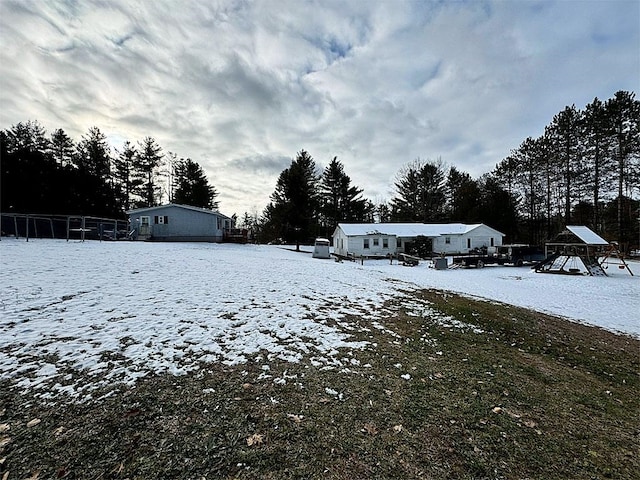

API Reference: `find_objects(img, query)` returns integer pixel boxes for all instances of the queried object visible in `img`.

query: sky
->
[1,0,638,216]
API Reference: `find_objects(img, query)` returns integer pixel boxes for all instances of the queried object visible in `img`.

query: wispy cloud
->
[1,0,638,215]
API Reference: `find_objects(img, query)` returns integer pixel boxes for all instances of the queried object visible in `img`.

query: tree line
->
[2,90,638,248]
[245,91,638,248]
[493,90,639,247]
[0,122,217,218]
[244,152,519,245]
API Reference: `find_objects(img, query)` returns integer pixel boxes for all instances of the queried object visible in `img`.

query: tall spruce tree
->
[318,157,368,236]
[263,150,319,247]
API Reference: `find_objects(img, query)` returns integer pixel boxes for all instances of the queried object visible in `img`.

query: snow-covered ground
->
[1,238,638,401]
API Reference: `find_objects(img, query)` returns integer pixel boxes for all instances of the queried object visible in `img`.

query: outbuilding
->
[127,203,233,242]
[332,223,504,257]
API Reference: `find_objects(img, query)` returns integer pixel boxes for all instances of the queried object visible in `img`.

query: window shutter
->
[164,216,169,224]
[154,216,159,224]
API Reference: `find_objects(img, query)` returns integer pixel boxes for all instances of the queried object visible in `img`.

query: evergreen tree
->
[375,202,391,223]
[318,157,368,236]
[390,158,446,222]
[263,150,319,246]
[605,90,640,245]
[546,105,582,224]
[113,141,140,212]
[7,120,49,153]
[73,126,118,216]
[583,97,614,231]
[2,122,55,213]
[445,166,481,222]
[75,127,111,179]
[477,174,519,243]
[173,158,219,209]
[133,137,164,207]
[49,128,74,167]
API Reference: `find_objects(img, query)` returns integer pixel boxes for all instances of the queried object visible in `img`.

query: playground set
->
[534,225,633,277]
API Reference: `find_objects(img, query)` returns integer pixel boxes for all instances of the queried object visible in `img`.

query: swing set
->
[534,226,634,277]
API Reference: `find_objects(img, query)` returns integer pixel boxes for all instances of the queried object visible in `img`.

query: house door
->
[139,216,151,236]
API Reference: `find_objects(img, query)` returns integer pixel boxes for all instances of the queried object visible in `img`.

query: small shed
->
[127,204,233,242]
[332,223,504,257]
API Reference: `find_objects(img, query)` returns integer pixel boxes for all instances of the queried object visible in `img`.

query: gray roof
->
[126,203,231,220]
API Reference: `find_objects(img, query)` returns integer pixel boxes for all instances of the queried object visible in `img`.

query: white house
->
[332,223,504,257]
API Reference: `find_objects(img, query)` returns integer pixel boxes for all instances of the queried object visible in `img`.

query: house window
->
[467,238,471,249]
[445,237,451,244]
[383,238,389,249]
[373,238,379,247]
[490,237,494,247]
[154,216,168,224]
[363,239,370,249]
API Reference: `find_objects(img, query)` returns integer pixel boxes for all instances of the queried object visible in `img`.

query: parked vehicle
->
[452,246,499,268]
[496,244,546,266]
[312,238,331,259]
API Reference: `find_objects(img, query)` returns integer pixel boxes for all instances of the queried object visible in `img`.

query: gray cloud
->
[1,0,638,216]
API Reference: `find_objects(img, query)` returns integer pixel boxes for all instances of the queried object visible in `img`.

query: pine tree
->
[605,91,640,245]
[318,157,368,236]
[133,137,164,207]
[173,158,218,209]
[75,127,111,179]
[113,141,140,212]
[391,158,446,222]
[546,105,582,224]
[49,129,74,167]
[445,166,481,222]
[583,97,614,232]
[263,149,319,247]
[74,127,118,216]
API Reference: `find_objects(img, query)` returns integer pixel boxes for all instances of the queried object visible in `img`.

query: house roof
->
[126,203,231,220]
[335,223,504,238]
[564,226,609,245]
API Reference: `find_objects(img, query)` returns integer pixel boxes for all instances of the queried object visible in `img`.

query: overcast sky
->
[1,0,638,216]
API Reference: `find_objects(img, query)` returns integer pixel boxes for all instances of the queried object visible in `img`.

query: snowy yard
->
[1,238,638,402]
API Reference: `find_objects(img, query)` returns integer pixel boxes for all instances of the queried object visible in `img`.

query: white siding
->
[333,223,503,256]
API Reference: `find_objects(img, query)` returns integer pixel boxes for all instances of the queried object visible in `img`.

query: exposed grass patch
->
[1,289,638,479]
